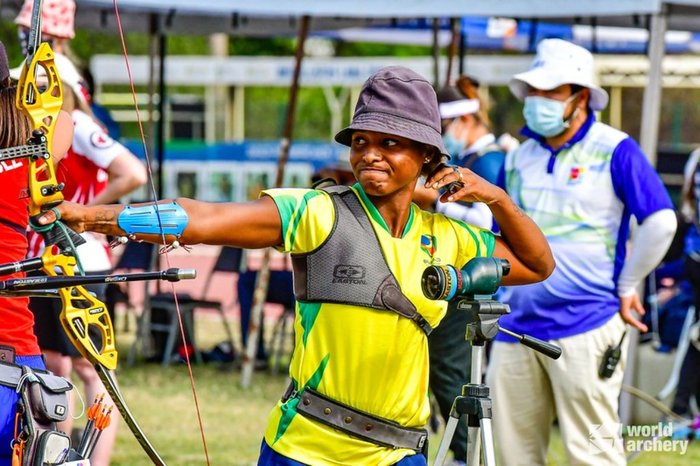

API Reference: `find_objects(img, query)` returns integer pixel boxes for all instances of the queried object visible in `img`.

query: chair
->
[144,246,244,366]
[237,268,296,374]
[107,241,158,333]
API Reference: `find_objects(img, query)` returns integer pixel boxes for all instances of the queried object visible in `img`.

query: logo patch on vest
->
[567,165,585,185]
[332,265,367,284]
[420,234,441,264]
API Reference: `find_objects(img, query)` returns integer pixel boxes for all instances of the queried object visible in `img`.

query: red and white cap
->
[15,0,76,40]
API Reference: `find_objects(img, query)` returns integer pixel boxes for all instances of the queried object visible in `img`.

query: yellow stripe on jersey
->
[260,184,495,465]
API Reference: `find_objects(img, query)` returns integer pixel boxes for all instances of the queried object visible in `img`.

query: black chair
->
[144,246,244,366]
[107,241,157,334]
[237,268,296,374]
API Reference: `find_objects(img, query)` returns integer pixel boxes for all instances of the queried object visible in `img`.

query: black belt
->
[283,384,428,453]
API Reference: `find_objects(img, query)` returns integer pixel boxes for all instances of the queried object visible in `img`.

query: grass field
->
[91,313,700,465]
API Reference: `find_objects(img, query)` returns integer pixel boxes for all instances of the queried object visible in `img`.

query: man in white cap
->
[486,38,677,465]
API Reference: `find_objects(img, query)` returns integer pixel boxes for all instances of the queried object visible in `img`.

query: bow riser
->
[41,250,118,370]
[16,42,64,216]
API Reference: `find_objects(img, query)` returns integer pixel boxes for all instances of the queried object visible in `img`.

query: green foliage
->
[335,41,432,57]
[229,37,296,56]
[244,86,337,141]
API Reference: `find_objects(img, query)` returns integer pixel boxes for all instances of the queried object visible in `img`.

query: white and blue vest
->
[498,120,671,341]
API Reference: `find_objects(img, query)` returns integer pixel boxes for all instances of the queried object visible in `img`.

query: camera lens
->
[421,265,460,301]
[421,266,445,300]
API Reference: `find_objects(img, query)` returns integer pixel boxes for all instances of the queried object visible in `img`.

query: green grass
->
[98,314,700,465]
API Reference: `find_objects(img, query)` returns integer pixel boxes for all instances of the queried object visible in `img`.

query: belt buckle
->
[0,346,16,365]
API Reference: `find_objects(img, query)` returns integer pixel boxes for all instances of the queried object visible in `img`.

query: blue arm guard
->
[117,202,189,236]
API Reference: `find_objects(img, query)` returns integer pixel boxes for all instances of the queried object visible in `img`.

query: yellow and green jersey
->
[262,183,494,465]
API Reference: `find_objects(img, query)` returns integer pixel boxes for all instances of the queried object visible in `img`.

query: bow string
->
[8,0,173,463]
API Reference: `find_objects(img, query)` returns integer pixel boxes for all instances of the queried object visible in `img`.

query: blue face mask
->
[523,94,578,138]
[442,133,466,158]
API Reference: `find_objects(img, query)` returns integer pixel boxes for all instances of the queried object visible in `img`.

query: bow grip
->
[30,215,86,254]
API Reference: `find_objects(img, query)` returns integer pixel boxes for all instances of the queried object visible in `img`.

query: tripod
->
[433,296,562,466]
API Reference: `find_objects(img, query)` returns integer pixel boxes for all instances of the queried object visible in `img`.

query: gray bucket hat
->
[335,66,449,159]
[0,42,9,84]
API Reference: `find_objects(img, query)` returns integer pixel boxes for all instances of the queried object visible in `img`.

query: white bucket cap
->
[509,38,608,111]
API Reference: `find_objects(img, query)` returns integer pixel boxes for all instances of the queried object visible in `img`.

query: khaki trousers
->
[486,314,628,466]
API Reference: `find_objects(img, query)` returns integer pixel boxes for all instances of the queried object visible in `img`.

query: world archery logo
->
[420,234,439,264]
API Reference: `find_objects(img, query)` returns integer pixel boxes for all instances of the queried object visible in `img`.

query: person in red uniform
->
[17,47,146,466]
[0,40,74,466]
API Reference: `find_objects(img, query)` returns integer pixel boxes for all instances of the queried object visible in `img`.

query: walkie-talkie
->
[598,330,627,379]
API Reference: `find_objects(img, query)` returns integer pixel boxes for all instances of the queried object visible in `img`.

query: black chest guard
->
[290,185,432,335]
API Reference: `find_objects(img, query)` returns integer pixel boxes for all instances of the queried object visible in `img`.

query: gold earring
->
[424,157,431,164]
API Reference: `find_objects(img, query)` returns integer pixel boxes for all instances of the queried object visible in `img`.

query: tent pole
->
[241,15,311,388]
[432,18,440,86]
[157,32,167,200]
[458,29,465,77]
[445,17,460,86]
[639,10,667,167]
[621,8,667,429]
[147,14,157,184]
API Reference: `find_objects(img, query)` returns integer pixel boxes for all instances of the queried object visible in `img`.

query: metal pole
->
[445,17,460,86]
[241,15,311,388]
[432,18,440,87]
[157,32,167,200]
[639,10,667,167]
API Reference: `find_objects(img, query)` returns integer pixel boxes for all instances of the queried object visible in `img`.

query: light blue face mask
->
[442,133,467,158]
[523,94,578,138]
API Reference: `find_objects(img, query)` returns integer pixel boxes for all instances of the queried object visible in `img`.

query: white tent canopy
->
[62,0,659,35]
[72,0,658,21]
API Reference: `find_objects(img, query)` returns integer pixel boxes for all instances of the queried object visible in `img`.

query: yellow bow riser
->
[15,42,64,216]
[40,249,118,371]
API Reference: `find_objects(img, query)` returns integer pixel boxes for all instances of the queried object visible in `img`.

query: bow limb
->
[95,366,166,465]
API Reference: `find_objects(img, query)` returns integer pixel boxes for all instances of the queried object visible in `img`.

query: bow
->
[10,0,168,463]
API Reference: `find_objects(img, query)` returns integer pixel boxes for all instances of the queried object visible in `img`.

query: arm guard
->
[117,202,189,236]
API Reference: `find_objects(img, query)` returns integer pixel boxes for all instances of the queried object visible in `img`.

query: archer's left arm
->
[39,196,284,250]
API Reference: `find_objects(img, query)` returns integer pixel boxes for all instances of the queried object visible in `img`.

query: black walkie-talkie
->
[598,330,627,379]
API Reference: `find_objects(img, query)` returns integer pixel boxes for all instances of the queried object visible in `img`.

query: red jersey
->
[0,159,39,355]
[28,110,122,269]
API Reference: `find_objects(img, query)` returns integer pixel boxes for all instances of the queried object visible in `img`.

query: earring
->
[424,157,431,164]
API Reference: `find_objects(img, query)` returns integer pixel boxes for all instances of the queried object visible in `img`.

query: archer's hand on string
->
[424,164,504,206]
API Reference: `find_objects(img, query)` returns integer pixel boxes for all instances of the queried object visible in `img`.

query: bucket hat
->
[0,42,9,84]
[509,38,608,111]
[335,66,449,159]
[15,0,76,39]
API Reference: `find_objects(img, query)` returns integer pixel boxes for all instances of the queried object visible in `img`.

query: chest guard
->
[291,185,432,335]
